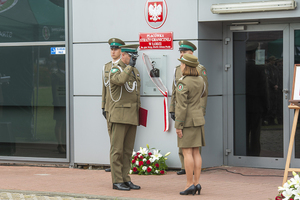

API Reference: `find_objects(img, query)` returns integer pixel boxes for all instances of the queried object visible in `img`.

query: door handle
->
[282,89,289,99]
[282,89,289,94]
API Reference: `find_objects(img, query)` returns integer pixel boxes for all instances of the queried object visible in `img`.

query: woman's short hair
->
[182,65,199,76]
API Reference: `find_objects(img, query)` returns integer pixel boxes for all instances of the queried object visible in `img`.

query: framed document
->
[292,64,300,101]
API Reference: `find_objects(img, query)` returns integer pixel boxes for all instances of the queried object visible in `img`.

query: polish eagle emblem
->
[148,2,163,22]
[0,0,7,5]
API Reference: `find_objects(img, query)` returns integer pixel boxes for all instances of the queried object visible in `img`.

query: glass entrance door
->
[226,24,290,168]
[290,24,300,167]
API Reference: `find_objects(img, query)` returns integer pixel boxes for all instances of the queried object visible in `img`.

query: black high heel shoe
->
[195,184,202,195]
[179,185,196,195]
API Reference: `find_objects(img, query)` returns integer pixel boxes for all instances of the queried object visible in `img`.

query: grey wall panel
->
[73,84,223,168]
[199,0,300,22]
[73,0,198,43]
[135,97,180,168]
[74,97,110,164]
[198,41,223,96]
[71,0,224,168]
[202,96,223,168]
[198,22,223,40]
[73,43,111,95]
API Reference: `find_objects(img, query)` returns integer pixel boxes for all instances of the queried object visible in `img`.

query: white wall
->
[72,0,224,168]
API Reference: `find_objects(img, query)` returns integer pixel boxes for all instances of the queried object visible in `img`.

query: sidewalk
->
[0,165,286,200]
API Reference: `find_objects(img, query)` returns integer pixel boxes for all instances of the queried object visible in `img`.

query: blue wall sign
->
[51,47,65,55]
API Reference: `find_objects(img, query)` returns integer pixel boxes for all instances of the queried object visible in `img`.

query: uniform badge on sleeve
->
[178,83,183,91]
[111,68,119,73]
[202,70,207,76]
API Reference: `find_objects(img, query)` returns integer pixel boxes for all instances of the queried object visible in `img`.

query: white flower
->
[149,166,152,169]
[155,170,159,174]
[138,147,148,155]
[142,166,147,171]
[129,170,133,174]
[282,188,293,200]
[132,150,136,156]
[292,187,300,200]
[135,161,139,165]
[143,158,147,162]
[279,182,292,192]
[151,149,162,161]
[291,174,300,188]
[149,157,155,163]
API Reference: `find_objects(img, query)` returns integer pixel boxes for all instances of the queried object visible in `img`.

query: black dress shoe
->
[195,184,202,195]
[113,183,130,191]
[180,185,196,195]
[105,168,111,172]
[177,169,186,175]
[124,181,141,190]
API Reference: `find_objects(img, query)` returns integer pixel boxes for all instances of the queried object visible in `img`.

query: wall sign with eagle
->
[144,0,168,29]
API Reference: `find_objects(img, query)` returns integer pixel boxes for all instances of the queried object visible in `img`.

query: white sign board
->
[293,65,300,101]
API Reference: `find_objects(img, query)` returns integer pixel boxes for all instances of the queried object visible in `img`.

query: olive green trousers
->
[109,123,136,183]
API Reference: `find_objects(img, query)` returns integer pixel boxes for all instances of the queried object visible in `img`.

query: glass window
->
[0,0,64,42]
[0,45,66,158]
[233,31,284,158]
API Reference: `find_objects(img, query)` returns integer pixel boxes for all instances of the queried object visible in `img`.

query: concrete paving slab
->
[0,165,289,200]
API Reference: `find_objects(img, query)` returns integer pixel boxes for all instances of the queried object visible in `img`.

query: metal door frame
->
[223,23,291,169]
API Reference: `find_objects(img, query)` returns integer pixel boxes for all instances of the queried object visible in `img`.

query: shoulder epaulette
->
[105,61,112,66]
[179,76,186,81]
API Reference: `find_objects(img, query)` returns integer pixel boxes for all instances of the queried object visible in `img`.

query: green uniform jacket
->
[170,64,208,115]
[175,76,207,129]
[108,60,141,126]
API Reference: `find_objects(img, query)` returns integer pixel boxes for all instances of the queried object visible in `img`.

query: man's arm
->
[169,68,177,113]
[198,65,208,116]
[110,66,133,86]
[101,65,107,118]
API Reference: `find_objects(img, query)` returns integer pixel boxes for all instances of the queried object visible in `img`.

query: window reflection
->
[234,31,284,158]
[0,0,64,42]
[0,46,66,158]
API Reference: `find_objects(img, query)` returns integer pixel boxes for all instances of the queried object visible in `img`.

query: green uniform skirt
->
[178,126,205,148]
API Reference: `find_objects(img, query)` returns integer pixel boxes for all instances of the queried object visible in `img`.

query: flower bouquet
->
[275,171,300,200]
[130,144,170,175]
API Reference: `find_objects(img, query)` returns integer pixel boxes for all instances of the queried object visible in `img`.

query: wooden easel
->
[282,102,300,185]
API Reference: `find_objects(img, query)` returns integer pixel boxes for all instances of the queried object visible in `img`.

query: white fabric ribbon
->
[142,53,169,132]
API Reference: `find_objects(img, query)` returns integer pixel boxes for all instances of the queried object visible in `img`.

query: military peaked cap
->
[178,54,199,68]
[120,44,139,53]
[178,40,197,52]
[108,38,125,48]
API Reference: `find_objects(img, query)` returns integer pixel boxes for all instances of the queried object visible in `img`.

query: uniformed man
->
[102,38,125,172]
[169,40,208,175]
[108,44,141,191]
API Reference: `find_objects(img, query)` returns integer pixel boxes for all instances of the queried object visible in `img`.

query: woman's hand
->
[176,129,183,138]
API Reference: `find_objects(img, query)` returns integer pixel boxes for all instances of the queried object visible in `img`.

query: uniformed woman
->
[175,54,207,195]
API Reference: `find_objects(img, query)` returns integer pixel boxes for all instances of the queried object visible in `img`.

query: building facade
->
[0,0,299,170]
